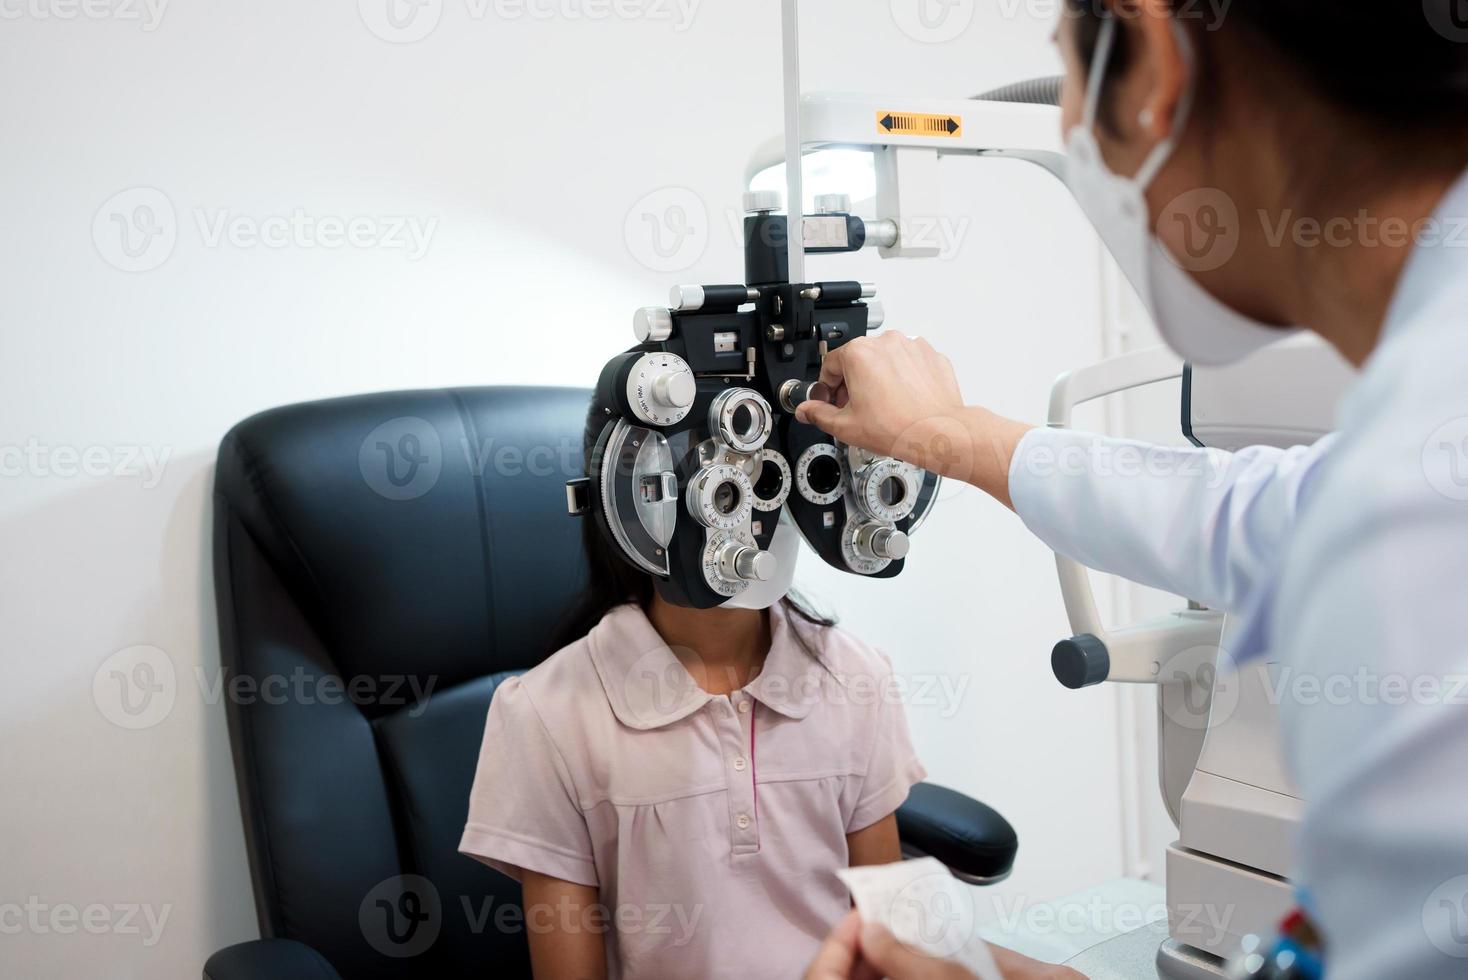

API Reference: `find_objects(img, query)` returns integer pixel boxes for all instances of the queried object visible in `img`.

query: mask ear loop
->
[1133,19,1196,190]
[1080,13,1117,132]
[1080,12,1197,194]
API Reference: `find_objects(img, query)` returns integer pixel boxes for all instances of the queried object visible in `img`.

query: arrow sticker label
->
[876,111,963,138]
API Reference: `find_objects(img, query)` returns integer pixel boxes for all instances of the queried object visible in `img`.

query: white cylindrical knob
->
[856,524,909,561]
[722,545,776,582]
[815,193,851,214]
[670,285,705,312]
[653,370,696,410]
[634,307,674,343]
[743,189,784,214]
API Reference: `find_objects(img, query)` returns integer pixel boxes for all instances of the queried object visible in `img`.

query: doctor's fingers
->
[804,910,869,980]
[858,924,977,980]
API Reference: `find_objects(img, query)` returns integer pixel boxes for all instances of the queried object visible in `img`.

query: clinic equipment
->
[563,183,941,608]
[746,1,1358,973]
[1047,338,1353,977]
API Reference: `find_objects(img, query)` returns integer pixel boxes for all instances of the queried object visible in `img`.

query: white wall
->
[0,2,1140,976]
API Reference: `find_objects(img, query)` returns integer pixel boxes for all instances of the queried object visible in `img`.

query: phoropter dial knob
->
[854,523,909,561]
[720,543,776,583]
[625,352,695,427]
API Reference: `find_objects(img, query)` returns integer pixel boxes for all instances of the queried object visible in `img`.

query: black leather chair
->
[206,386,1017,980]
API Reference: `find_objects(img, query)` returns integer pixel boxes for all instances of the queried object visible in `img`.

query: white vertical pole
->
[781,0,804,284]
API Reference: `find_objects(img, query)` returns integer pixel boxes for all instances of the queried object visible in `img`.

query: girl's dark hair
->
[1066,1,1468,171]
[548,397,836,656]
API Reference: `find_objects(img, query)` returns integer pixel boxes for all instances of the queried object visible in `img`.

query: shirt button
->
[736,813,751,830]
[733,756,747,772]
[737,698,751,713]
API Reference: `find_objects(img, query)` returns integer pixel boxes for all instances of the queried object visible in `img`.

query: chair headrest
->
[214,386,592,695]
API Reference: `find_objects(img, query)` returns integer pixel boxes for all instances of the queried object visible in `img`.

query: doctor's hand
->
[804,912,1086,980]
[794,334,1033,509]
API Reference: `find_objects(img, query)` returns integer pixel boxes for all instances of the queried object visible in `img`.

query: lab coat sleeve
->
[1007,426,1334,611]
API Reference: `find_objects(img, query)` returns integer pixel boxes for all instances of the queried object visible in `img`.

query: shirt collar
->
[588,602,839,731]
[1378,167,1468,347]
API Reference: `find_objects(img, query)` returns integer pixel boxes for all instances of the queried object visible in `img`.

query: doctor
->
[801,0,1468,977]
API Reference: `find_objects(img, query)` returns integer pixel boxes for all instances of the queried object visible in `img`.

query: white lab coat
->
[1009,170,1468,979]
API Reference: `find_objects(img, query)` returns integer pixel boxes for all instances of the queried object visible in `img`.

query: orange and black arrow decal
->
[877,111,962,138]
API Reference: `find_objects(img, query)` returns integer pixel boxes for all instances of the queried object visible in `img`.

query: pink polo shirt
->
[459,601,926,979]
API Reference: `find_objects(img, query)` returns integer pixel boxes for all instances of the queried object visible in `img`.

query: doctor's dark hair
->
[547,396,835,657]
[1066,0,1468,172]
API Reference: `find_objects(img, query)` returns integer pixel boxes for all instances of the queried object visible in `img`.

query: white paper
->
[837,857,1003,980]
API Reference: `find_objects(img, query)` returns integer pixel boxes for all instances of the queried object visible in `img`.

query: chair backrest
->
[213,386,592,979]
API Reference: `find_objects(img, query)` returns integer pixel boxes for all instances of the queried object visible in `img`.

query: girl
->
[460,402,927,979]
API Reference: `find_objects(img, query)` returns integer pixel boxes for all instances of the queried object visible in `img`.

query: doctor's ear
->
[1119,0,1189,143]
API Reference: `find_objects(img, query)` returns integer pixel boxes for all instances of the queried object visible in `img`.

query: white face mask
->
[722,509,800,610]
[1064,16,1298,366]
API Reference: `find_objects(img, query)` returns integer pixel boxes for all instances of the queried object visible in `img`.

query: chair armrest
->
[896,781,1018,884]
[203,939,342,980]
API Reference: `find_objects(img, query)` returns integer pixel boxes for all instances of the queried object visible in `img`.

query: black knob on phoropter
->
[779,379,832,414]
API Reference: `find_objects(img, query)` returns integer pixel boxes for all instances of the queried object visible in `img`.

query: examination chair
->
[206,386,1018,980]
